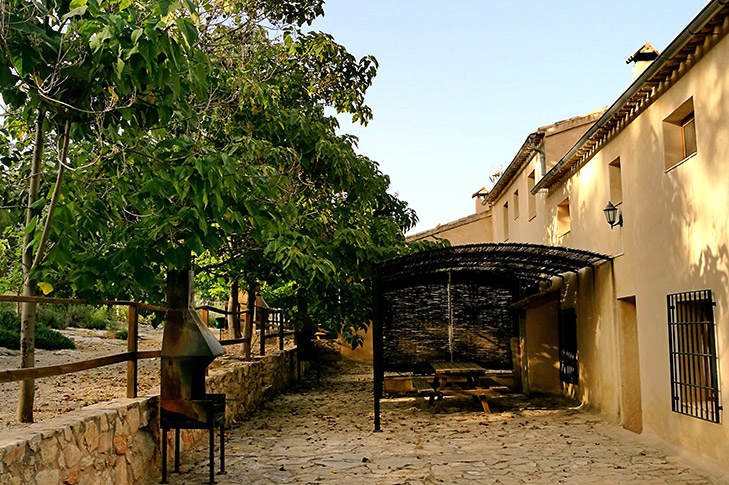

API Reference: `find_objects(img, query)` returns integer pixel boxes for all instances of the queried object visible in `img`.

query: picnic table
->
[425,361,511,413]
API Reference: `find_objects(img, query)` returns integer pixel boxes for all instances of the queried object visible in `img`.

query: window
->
[557,197,571,236]
[608,158,622,205]
[667,290,720,423]
[681,113,697,159]
[663,97,696,170]
[558,308,578,385]
[527,170,536,220]
[513,190,519,220]
[502,202,509,241]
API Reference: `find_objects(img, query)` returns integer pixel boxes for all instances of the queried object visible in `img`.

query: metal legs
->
[161,428,168,484]
[160,425,225,484]
[174,429,180,473]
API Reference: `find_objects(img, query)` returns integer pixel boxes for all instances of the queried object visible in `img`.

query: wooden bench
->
[412,377,437,396]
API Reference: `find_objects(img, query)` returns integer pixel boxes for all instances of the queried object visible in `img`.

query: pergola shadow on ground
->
[155,360,722,484]
[373,243,609,430]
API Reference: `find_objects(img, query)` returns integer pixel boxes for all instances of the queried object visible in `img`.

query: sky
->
[308,0,710,235]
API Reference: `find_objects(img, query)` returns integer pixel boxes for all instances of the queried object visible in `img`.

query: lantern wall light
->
[603,201,623,228]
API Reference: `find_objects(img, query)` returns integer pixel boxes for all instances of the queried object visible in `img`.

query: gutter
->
[531,0,726,194]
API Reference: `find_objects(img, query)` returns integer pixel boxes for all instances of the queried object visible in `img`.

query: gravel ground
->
[0,325,291,430]
[0,325,164,430]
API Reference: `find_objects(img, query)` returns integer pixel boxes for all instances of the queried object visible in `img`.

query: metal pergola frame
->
[373,243,609,430]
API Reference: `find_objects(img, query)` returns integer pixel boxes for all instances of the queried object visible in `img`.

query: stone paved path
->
[155,361,726,484]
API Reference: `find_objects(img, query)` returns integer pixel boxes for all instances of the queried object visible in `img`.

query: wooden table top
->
[429,361,487,374]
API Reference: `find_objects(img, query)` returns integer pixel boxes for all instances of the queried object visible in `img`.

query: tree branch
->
[32,118,70,269]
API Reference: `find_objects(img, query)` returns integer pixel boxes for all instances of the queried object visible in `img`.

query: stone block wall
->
[0,348,304,485]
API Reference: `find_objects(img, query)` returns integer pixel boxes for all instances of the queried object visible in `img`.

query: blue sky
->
[309,1,709,234]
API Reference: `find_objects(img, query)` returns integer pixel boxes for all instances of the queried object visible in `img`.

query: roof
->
[378,243,609,286]
[533,1,729,193]
[486,109,604,204]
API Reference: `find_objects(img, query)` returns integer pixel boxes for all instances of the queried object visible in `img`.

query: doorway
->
[617,296,642,433]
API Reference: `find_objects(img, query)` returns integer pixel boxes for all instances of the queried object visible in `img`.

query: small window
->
[527,170,536,220]
[502,202,509,240]
[513,190,519,220]
[608,158,622,205]
[559,308,578,385]
[557,197,571,236]
[667,289,720,423]
[663,97,696,170]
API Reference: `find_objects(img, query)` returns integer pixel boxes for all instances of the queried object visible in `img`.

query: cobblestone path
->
[157,361,725,484]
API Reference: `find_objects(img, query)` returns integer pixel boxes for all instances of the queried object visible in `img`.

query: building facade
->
[412,0,729,468]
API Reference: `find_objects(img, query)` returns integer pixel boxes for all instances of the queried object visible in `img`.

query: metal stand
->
[160,422,225,484]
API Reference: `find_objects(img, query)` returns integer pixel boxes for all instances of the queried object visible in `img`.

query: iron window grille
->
[667,289,721,423]
[558,308,578,385]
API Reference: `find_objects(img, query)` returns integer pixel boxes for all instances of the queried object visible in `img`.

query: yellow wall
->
[537,28,729,465]
[524,300,561,393]
[407,211,492,246]
[412,9,729,469]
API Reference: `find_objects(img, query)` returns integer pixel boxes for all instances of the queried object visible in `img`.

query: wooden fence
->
[0,295,295,398]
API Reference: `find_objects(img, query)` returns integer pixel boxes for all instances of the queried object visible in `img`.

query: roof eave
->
[486,132,541,204]
[532,0,727,194]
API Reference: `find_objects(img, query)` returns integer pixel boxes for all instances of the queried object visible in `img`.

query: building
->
[412,0,729,469]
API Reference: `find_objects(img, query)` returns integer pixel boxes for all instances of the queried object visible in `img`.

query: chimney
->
[471,187,489,213]
[626,42,659,80]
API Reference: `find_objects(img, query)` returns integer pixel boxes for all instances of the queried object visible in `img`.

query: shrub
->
[115,328,128,340]
[36,325,75,350]
[0,327,19,350]
[0,309,75,350]
[37,305,67,329]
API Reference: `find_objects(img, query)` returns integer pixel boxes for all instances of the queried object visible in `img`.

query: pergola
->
[372,243,609,429]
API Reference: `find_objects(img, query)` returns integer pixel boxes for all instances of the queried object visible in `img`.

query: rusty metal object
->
[160,269,226,484]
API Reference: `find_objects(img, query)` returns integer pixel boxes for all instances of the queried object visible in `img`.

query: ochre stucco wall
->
[524,300,561,394]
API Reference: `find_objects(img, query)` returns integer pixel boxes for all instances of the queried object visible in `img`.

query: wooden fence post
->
[279,311,284,351]
[201,307,209,326]
[259,307,266,357]
[242,310,252,360]
[126,304,139,398]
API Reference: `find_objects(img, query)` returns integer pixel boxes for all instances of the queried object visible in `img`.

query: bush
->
[35,304,124,331]
[36,324,75,350]
[115,328,128,340]
[0,309,75,350]
[0,327,19,350]
[37,305,67,329]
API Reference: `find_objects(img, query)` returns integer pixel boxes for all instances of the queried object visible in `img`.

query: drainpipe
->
[529,141,546,178]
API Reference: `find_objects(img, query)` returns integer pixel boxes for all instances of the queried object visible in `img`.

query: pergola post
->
[373,269,383,432]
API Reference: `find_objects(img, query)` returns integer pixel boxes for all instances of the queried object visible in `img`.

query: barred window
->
[667,290,721,423]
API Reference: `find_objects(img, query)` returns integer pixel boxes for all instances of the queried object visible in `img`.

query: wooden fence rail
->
[0,294,295,398]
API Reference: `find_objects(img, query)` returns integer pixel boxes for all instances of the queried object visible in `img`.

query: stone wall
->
[0,348,304,485]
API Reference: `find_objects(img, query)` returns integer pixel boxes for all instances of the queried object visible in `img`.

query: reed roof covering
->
[378,243,609,287]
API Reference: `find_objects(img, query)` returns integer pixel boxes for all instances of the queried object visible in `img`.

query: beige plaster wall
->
[407,212,492,246]
[339,325,374,362]
[524,300,561,394]
[545,30,729,465]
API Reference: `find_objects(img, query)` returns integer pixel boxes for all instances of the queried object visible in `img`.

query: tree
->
[0,0,212,421]
[0,0,437,423]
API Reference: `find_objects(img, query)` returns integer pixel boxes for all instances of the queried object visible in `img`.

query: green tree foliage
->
[0,0,441,421]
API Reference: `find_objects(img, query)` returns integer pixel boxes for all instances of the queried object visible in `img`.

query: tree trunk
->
[17,110,46,423]
[228,278,241,339]
[242,281,256,360]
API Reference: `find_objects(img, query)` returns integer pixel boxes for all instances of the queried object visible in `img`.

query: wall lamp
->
[603,201,623,228]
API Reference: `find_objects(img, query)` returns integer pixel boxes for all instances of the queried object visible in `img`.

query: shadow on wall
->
[526,301,562,394]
